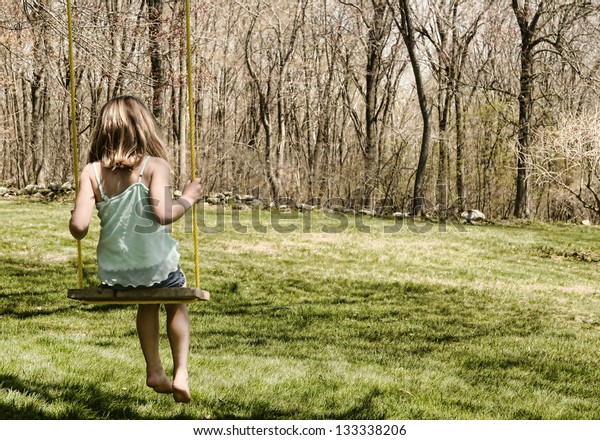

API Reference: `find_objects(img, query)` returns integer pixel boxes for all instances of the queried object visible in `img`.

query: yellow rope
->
[185,0,201,289]
[66,0,83,289]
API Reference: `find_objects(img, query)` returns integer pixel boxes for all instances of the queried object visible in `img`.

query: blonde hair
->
[89,96,168,169]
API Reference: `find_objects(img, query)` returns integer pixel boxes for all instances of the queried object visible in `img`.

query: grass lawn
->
[0,199,599,419]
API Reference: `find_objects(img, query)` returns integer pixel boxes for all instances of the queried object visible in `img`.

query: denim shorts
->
[101,266,186,290]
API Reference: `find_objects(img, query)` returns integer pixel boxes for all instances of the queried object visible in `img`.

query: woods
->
[1,0,599,220]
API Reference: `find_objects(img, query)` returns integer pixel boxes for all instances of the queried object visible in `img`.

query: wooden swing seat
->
[67,287,210,304]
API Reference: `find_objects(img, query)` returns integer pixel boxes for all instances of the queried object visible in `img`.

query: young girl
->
[69,96,202,404]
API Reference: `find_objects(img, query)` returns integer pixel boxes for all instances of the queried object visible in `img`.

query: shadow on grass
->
[331,387,387,419]
[206,385,391,419]
[0,257,98,319]
[0,373,146,419]
[200,275,546,360]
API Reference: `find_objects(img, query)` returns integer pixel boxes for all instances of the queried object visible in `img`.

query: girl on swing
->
[69,96,202,403]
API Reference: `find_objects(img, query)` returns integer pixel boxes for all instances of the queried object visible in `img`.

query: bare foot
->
[146,370,173,394]
[172,374,191,403]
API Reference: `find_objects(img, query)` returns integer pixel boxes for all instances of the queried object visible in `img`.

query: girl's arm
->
[69,164,96,240]
[148,158,202,225]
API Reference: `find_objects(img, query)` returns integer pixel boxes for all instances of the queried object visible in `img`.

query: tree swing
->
[65,0,209,305]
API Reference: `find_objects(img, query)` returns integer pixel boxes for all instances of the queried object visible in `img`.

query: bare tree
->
[389,0,431,216]
[339,0,403,208]
[510,0,600,218]
[363,0,394,207]
[244,0,308,202]
[453,3,484,213]
[146,0,164,119]
[510,0,544,218]
[418,1,485,217]
[532,111,600,216]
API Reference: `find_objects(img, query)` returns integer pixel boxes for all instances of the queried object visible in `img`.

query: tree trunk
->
[364,3,385,208]
[436,86,450,220]
[514,43,533,218]
[396,0,431,217]
[147,0,164,120]
[179,45,188,185]
[454,91,465,212]
[511,0,542,219]
[30,69,46,185]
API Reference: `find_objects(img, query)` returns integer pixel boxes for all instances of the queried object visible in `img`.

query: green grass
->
[1,200,599,419]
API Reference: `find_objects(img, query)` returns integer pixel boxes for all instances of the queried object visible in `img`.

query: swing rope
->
[66,0,83,289]
[67,0,201,290]
[184,0,201,289]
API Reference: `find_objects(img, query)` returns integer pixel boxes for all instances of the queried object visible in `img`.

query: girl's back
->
[93,157,151,201]
[91,155,181,288]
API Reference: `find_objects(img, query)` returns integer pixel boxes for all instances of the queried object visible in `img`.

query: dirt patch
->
[536,245,600,263]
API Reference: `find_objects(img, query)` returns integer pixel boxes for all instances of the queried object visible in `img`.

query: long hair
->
[89,96,168,169]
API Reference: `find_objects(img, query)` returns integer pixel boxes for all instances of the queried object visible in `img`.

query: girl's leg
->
[136,304,173,394]
[165,303,191,403]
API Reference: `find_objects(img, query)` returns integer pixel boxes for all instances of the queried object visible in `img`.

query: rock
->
[231,202,247,210]
[17,188,27,196]
[240,195,255,203]
[358,209,376,216]
[48,182,61,192]
[24,184,39,195]
[206,197,221,205]
[393,212,408,219]
[461,209,486,223]
[377,207,393,216]
[38,188,52,196]
[297,203,313,211]
[250,199,264,207]
[61,182,74,191]
[343,209,356,215]
[32,192,45,199]
[0,187,8,196]
[582,219,592,226]
[332,205,344,213]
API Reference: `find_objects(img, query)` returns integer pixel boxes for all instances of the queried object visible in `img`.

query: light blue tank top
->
[93,156,180,287]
